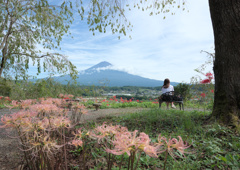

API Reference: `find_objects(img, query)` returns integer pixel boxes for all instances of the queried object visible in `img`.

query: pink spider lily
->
[36,117,50,130]
[41,98,55,105]
[170,136,191,156]
[158,135,191,158]
[1,110,37,128]
[20,99,36,109]
[71,139,83,147]
[143,145,159,158]
[5,100,19,109]
[106,130,142,156]
[29,104,61,115]
[90,123,128,143]
[51,116,71,128]
[51,98,64,106]
[73,103,88,114]
[30,135,62,158]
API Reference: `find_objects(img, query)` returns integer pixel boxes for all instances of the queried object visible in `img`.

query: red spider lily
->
[200,72,214,84]
[110,98,113,101]
[211,89,214,93]
[136,100,139,102]
[206,73,214,79]
[107,104,109,106]
[200,79,211,84]
[0,96,3,100]
[200,93,206,98]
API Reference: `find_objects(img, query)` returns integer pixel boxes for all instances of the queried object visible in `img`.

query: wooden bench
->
[158,92,184,110]
[93,103,102,111]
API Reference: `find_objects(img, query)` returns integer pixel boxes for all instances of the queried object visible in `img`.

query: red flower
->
[110,98,113,101]
[107,104,109,106]
[206,73,214,79]
[200,93,206,98]
[200,79,211,84]
[136,100,139,102]
[211,90,214,93]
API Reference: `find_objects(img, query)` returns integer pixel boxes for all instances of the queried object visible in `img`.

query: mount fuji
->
[46,61,178,87]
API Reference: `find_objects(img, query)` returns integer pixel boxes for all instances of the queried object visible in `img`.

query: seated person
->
[161,78,176,109]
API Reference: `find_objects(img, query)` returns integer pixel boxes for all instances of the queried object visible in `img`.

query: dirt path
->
[0,107,149,169]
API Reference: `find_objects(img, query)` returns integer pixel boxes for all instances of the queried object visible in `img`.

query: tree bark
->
[209,0,240,126]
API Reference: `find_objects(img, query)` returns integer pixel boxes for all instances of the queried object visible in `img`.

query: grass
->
[81,109,240,170]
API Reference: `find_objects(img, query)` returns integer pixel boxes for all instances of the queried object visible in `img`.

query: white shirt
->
[162,85,174,95]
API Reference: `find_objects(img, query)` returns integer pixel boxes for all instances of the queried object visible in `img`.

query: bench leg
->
[159,102,162,109]
[179,103,182,110]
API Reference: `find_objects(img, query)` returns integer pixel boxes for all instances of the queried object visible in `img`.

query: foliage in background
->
[0,0,79,79]
[174,83,191,100]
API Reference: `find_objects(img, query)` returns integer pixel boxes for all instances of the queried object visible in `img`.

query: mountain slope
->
[46,62,178,87]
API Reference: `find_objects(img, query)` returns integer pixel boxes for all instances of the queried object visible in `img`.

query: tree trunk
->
[209,0,240,126]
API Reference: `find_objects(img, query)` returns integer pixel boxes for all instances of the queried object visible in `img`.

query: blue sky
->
[30,0,214,83]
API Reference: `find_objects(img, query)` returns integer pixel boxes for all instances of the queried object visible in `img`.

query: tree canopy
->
[0,0,186,79]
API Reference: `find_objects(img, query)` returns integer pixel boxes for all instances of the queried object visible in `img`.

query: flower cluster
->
[200,73,214,84]
[58,93,74,99]
[1,97,192,169]
[0,96,84,169]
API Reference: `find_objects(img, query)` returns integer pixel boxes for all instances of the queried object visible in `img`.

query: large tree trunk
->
[209,0,240,126]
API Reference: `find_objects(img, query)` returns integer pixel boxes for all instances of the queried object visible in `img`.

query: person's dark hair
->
[163,78,170,88]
